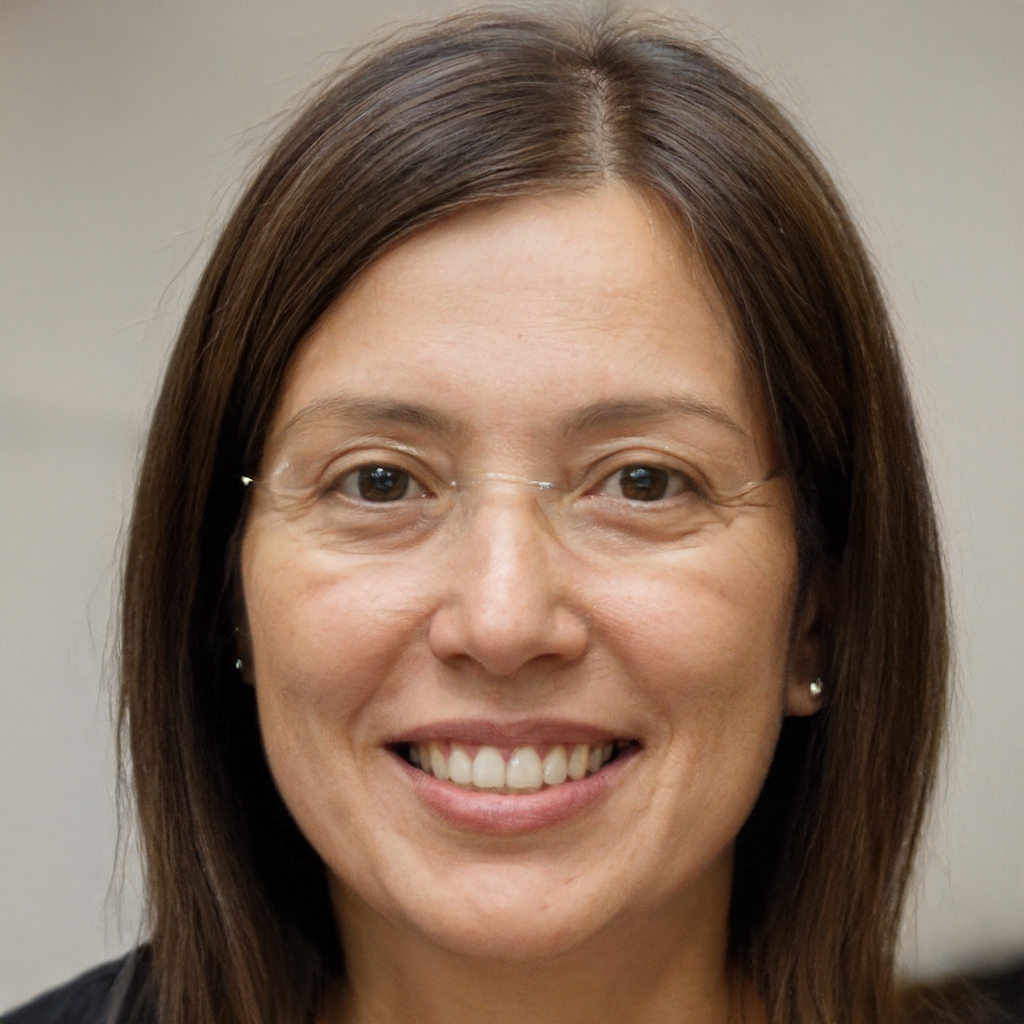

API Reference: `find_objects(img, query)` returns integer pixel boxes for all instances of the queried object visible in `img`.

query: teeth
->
[429,742,449,781]
[411,739,624,791]
[448,744,473,785]
[472,746,506,789]
[506,747,543,790]
[567,744,588,780]
[542,744,568,785]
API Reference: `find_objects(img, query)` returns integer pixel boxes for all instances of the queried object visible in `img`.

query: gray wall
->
[1,0,1021,1006]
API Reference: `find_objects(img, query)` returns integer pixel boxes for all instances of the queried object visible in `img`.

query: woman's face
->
[241,186,819,961]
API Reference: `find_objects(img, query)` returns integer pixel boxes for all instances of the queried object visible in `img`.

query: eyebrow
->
[276,393,747,444]
[557,397,749,438]
[277,395,464,441]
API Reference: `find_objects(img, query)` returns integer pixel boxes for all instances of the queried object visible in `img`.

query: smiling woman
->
[4,8,974,1024]
[240,189,815,995]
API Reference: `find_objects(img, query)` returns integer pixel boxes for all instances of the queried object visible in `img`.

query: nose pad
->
[427,484,587,677]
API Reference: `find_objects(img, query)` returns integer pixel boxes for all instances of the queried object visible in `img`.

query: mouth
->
[394,738,639,794]
[387,722,642,833]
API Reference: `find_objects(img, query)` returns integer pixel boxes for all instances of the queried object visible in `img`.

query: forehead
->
[269,186,769,460]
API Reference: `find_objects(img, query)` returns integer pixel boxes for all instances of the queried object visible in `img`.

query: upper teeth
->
[408,741,618,792]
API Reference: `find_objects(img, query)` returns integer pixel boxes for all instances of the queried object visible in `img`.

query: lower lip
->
[391,747,638,835]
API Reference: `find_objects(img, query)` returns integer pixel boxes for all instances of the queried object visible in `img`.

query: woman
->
[6,9,972,1024]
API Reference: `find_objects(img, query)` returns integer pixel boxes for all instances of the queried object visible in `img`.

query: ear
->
[234,628,256,685]
[232,576,256,686]
[785,577,825,717]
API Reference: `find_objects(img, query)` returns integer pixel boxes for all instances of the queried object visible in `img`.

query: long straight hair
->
[120,10,948,1023]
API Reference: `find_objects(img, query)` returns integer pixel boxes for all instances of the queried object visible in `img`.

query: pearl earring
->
[809,677,824,698]
[235,658,244,672]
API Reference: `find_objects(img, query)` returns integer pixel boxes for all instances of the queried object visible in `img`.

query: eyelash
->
[327,459,704,505]
[335,463,432,502]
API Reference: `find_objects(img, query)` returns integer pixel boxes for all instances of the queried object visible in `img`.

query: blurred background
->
[1,0,1021,1008]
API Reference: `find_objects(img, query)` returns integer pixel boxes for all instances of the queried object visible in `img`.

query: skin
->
[240,185,820,1023]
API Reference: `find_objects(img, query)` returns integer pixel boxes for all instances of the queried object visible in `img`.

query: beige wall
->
[1,0,1021,1006]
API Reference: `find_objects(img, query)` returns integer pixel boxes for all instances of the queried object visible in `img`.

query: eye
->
[595,464,692,502]
[338,464,425,502]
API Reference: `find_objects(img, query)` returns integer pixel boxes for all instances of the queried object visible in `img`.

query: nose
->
[427,488,588,677]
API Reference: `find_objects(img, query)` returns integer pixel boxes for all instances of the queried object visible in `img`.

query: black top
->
[2,951,150,1024]
[4,950,1020,1023]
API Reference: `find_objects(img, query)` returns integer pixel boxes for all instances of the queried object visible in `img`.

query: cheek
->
[596,533,796,687]
[241,543,446,856]
[242,544,439,769]
[586,527,797,780]
[247,546,429,679]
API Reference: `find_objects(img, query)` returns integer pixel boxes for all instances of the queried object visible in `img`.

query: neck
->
[324,868,761,1024]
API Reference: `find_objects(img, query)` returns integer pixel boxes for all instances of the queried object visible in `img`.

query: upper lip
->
[388,717,635,747]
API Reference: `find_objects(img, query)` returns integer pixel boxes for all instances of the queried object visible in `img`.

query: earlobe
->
[233,626,256,685]
[786,675,824,717]
[785,576,826,717]
[232,575,256,685]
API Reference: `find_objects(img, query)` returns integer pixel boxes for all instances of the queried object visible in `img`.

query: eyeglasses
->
[242,445,784,563]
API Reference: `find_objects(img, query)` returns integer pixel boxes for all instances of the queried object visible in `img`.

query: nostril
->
[427,594,588,678]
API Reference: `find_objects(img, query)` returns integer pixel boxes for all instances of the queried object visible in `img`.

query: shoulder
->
[2,949,152,1024]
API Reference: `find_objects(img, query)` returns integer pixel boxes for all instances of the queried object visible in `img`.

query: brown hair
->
[120,9,948,1023]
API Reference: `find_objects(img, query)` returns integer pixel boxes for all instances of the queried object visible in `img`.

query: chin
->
[332,854,639,962]
[411,896,612,962]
